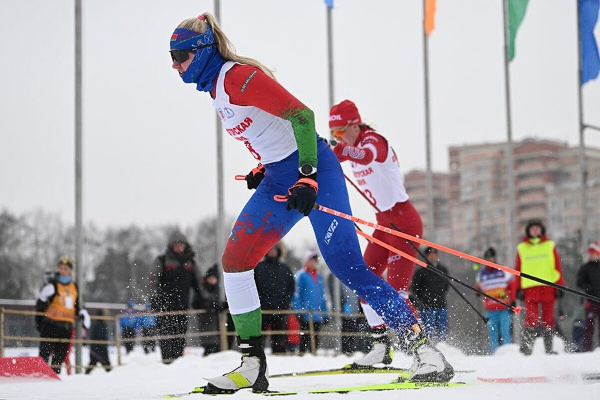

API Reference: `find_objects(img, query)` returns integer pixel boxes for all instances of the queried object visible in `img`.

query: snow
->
[1,340,599,400]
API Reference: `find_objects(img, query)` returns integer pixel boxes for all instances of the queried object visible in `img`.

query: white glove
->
[38,284,56,302]
[79,309,91,329]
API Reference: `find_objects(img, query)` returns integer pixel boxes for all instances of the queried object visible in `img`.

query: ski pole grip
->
[512,305,522,314]
[273,195,288,202]
[234,175,246,180]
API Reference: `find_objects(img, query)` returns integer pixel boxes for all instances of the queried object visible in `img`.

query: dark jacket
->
[152,232,202,311]
[89,314,110,358]
[577,260,600,301]
[254,257,295,310]
[410,263,450,310]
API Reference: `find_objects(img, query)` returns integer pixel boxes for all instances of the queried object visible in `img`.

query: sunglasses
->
[170,43,216,64]
[331,124,349,138]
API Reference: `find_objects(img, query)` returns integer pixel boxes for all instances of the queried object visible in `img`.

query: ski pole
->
[343,174,492,320]
[271,194,600,304]
[353,229,520,315]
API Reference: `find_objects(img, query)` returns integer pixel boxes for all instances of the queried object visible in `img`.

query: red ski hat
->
[329,100,361,128]
[588,241,600,256]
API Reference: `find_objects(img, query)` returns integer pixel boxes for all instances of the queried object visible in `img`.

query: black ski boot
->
[543,327,558,355]
[204,336,269,393]
[520,327,536,356]
[351,327,393,368]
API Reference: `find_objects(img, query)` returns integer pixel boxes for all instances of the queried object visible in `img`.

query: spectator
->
[86,309,112,374]
[197,264,223,356]
[293,250,329,354]
[35,257,90,374]
[119,301,139,354]
[576,241,600,352]
[515,219,564,355]
[254,244,295,354]
[475,247,516,353]
[410,247,450,343]
[151,231,202,364]
[569,298,587,353]
[140,302,157,354]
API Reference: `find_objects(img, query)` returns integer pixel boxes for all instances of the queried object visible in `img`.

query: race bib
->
[64,296,74,309]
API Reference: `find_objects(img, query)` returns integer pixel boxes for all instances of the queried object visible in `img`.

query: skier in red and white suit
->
[329,100,423,368]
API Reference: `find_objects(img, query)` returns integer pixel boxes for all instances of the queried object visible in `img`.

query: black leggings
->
[39,320,72,374]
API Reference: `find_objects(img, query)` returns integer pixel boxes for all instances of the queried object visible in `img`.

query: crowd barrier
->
[0,307,369,371]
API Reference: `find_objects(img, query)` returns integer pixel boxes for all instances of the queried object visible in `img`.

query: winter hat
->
[303,250,319,266]
[57,256,74,269]
[525,219,545,238]
[168,231,190,248]
[329,100,361,128]
[588,241,600,256]
[424,246,437,255]
[483,247,496,260]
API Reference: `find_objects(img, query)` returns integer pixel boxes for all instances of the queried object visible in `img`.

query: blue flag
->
[579,0,600,84]
[324,0,334,8]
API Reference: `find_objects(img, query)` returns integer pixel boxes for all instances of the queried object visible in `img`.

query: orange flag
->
[425,0,437,36]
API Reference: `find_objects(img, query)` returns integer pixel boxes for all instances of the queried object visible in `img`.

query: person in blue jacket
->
[293,250,329,354]
[140,302,157,354]
[119,301,140,354]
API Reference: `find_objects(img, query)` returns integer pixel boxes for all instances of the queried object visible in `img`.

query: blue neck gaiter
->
[58,275,72,284]
[170,24,225,93]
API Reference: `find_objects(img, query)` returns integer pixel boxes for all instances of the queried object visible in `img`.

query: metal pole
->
[502,0,517,265]
[1,307,5,357]
[326,4,342,352]
[584,124,600,132]
[422,0,435,242]
[576,1,589,252]
[214,0,226,303]
[74,0,84,374]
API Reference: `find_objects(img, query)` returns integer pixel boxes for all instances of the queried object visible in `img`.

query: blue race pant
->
[419,308,448,342]
[222,138,418,333]
[485,309,512,353]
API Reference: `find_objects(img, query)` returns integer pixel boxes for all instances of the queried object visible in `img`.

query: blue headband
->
[170,24,224,91]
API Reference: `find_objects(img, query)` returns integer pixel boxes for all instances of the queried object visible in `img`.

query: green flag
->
[508,0,530,61]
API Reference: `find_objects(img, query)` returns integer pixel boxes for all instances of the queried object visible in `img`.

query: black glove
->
[245,164,265,190]
[516,289,524,301]
[286,175,318,216]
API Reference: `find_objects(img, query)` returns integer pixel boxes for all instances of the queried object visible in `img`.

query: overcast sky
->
[1,0,599,250]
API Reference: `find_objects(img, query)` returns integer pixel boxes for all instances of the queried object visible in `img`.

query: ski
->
[271,365,474,378]
[477,373,600,384]
[164,381,466,397]
[270,365,409,378]
[307,381,467,394]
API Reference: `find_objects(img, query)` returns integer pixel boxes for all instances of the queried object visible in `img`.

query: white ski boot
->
[351,327,393,368]
[401,324,454,382]
[204,336,269,393]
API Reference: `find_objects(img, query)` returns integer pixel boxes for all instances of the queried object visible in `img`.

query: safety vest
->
[517,240,560,289]
[45,281,78,323]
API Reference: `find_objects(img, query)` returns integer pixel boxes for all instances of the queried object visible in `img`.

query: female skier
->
[169,13,453,393]
[329,100,423,367]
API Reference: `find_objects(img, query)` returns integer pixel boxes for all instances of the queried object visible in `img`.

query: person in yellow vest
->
[515,220,564,355]
[35,257,90,374]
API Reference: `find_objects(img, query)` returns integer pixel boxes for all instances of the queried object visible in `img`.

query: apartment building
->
[405,138,600,260]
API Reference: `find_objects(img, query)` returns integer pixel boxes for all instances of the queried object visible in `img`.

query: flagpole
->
[214,0,226,303]
[502,0,517,265]
[74,0,84,373]
[576,0,589,253]
[325,1,342,353]
[422,0,435,242]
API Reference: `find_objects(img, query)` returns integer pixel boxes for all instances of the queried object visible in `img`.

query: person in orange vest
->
[35,257,90,374]
[515,220,564,355]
